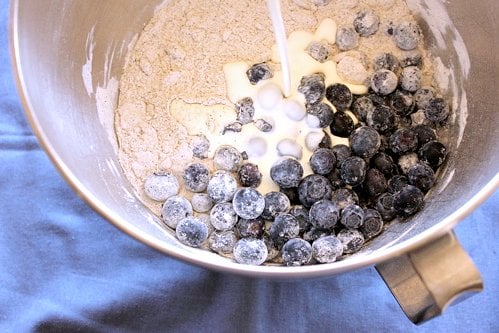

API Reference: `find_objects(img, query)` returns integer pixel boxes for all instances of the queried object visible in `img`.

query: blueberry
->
[400,66,421,92]
[424,97,450,123]
[374,53,400,73]
[371,69,398,95]
[213,145,243,172]
[175,217,209,247]
[414,87,435,109]
[261,191,291,220]
[208,230,237,254]
[246,62,273,85]
[363,168,388,197]
[375,193,397,221]
[269,213,300,247]
[352,96,374,122]
[360,208,384,239]
[325,83,353,111]
[282,238,313,266]
[307,41,329,62]
[340,156,367,186]
[388,175,409,194]
[393,21,421,50]
[289,205,311,233]
[419,140,447,168]
[309,199,340,230]
[349,126,381,158]
[144,171,180,201]
[310,148,336,175]
[329,111,355,137]
[413,124,436,147]
[367,93,387,106]
[390,90,414,116]
[389,128,418,154]
[303,228,330,243]
[183,163,210,193]
[407,162,435,192]
[191,193,214,213]
[306,102,334,127]
[327,168,345,189]
[367,105,396,133]
[337,228,365,254]
[234,97,255,125]
[222,121,243,134]
[372,152,397,177]
[262,234,280,261]
[341,204,364,229]
[233,238,268,265]
[280,187,300,205]
[270,158,304,188]
[312,235,343,263]
[298,174,334,207]
[353,9,379,37]
[237,163,262,188]
[318,131,332,148]
[232,188,266,220]
[254,118,273,132]
[330,188,359,210]
[162,196,193,229]
[400,51,422,68]
[331,144,352,167]
[192,135,210,159]
[297,73,326,105]
[210,202,238,231]
[336,27,359,51]
[393,184,424,216]
[207,170,238,203]
[235,217,265,238]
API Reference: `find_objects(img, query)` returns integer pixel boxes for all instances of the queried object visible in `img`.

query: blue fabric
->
[1,3,498,332]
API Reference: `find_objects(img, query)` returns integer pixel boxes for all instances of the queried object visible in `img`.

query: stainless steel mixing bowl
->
[10,0,498,323]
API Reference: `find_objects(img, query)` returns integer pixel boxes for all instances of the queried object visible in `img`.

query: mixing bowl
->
[10,0,498,323]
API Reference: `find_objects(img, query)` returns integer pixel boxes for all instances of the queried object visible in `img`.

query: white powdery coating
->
[233,238,268,265]
[143,172,180,201]
[277,139,303,159]
[256,82,283,110]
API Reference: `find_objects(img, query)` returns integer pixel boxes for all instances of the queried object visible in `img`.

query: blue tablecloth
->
[1,3,498,332]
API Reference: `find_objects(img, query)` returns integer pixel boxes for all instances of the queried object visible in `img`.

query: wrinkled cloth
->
[1,3,498,332]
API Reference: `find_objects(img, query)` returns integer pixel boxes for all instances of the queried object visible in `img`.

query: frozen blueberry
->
[303,228,330,243]
[340,204,364,229]
[390,90,414,116]
[307,41,329,62]
[298,174,334,207]
[330,188,359,210]
[270,158,304,188]
[393,184,424,216]
[393,21,421,50]
[280,187,300,205]
[175,216,208,247]
[233,238,268,265]
[207,171,238,203]
[237,163,262,188]
[309,199,340,230]
[232,188,266,220]
[282,238,313,266]
[352,96,374,122]
[327,169,345,190]
[337,228,365,254]
[144,171,180,201]
[210,202,238,231]
[261,191,291,220]
[361,209,384,239]
[407,162,435,192]
[388,175,409,194]
[192,135,210,159]
[413,124,436,147]
[336,27,359,51]
[298,73,326,105]
[208,230,237,254]
[367,105,396,133]
[400,66,421,92]
[419,140,447,168]
[372,152,396,177]
[371,69,398,95]
[376,193,397,221]
[329,111,355,137]
[191,193,214,213]
[350,126,381,159]
[354,9,379,37]
[254,118,273,132]
[400,51,422,68]
[306,103,334,128]
[213,145,243,172]
[269,213,300,247]
[310,148,336,175]
[374,53,400,74]
[363,168,388,197]
[236,217,265,239]
[246,62,273,85]
[312,235,344,263]
[289,205,311,233]
[389,128,418,154]
[424,97,450,123]
[331,144,352,168]
[340,156,367,186]
[183,163,210,193]
[162,196,193,229]
[325,83,353,111]
[414,87,435,109]
[222,121,243,134]
[234,97,255,125]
